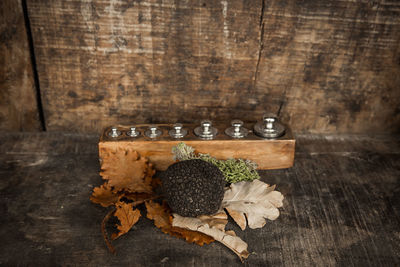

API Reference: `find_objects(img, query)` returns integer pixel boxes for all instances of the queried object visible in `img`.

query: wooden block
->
[99,123,295,171]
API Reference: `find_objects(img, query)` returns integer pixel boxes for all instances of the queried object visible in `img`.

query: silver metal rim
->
[194,126,218,139]
[145,129,162,138]
[126,130,140,137]
[224,127,248,138]
[253,121,285,138]
[169,128,188,138]
[108,129,121,138]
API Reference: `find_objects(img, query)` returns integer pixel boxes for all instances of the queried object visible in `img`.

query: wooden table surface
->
[0,132,399,266]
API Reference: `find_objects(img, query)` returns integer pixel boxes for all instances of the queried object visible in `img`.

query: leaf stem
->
[132,195,162,206]
[101,195,162,254]
[102,207,116,254]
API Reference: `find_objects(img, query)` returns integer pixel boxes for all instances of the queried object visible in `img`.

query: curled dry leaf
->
[172,214,249,261]
[144,201,170,229]
[222,180,284,230]
[90,183,119,207]
[91,149,161,253]
[198,211,228,231]
[111,201,141,240]
[99,148,153,193]
[145,201,214,246]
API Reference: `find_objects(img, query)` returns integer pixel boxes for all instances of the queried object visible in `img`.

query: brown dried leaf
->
[173,214,249,261]
[111,201,141,240]
[100,148,153,193]
[145,201,214,246]
[151,177,162,189]
[198,211,228,231]
[167,216,214,246]
[90,183,119,207]
[222,180,284,230]
[123,192,154,203]
[225,209,246,231]
[145,201,170,229]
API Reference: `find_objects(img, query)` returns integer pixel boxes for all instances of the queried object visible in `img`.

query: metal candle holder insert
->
[107,114,286,140]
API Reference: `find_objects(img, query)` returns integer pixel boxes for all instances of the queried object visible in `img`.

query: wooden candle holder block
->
[99,123,295,171]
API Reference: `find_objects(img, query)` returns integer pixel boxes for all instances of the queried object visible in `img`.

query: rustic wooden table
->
[0,133,399,266]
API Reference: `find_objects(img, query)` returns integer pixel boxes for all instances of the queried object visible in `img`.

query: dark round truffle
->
[161,159,225,217]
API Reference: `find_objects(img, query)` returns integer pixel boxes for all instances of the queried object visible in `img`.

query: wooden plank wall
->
[0,0,41,131]
[18,1,400,133]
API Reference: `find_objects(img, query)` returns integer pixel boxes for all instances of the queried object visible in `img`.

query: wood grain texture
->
[0,132,399,266]
[26,0,400,134]
[99,124,295,170]
[255,0,400,134]
[99,140,295,171]
[0,0,40,131]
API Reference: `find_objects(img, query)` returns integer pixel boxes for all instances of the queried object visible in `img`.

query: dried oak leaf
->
[172,214,249,261]
[145,201,214,246]
[111,201,141,240]
[222,180,284,230]
[151,177,162,189]
[90,183,119,207]
[198,211,228,231]
[123,192,154,203]
[100,148,153,193]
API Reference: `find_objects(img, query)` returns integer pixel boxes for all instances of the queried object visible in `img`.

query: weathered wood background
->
[0,0,41,131]
[1,0,400,133]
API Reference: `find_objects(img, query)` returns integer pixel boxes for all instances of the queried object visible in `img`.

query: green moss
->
[171,142,260,183]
